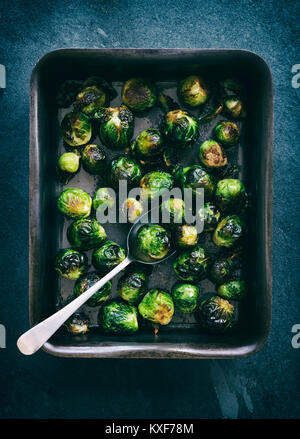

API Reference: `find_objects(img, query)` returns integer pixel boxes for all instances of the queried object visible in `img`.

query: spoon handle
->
[17,256,132,355]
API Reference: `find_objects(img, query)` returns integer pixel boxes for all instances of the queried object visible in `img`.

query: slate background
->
[0,0,299,419]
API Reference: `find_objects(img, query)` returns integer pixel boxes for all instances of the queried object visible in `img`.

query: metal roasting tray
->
[29,49,273,358]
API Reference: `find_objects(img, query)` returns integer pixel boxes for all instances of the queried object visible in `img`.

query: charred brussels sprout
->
[117,267,149,304]
[209,257,234,285]
[199,139,227,169]
[92,187,116,212]
[65,312,89,334]
[57,188,92,220]
[57,152,80,184]
[162,110,199,148]
[140,171,174,200]
[162,148,181,175]
[197,202,221,231]
[81,144,106,175]
[61,112,92,147]
[173,245,210,282]
[98,300,139,334]
[171,282,199,313]
[56,80,83,108]
[177,165,215,200]
[174,224,199,249]
[121,78,157,113]
[109,156,142,188]
[214,179,246,212]
[137,224,171,261]
[197,294,235,332]
[178,75,209,107]
[131,129,164,165]
[160,198,185,226]
[74,272,112,307]
[138,289,174,326]
[55,249,88,280]
[95,105,134,149]
[223,96,246,119]
[122,198,143,222]
[218,280,247,300]
[92,241,126,274]
[83,76,117,100]
[213,215,246,247]
[67,218,106,251]
[214,121,240,147]
[73,86,107,115]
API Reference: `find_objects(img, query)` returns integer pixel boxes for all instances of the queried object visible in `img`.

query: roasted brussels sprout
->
[121,78,157,113]
[173,245,210,281]
[177,165,215,200]
[214,121,240,147]
[173,224,199,249]
[117,266,149,304]
[92,187,116,212]
[67,218,107,251]
[209,257,234,285]
[178,75,209,107]
[162,147,181,175]
[74,272,112,307]
[57,188,92,220]
[197,294,235,332]
[92,241,126,274]
[122,198,143,222]
[199,140,227,169]
[140,171,174,200]
[83,76,117,101]
[94,105,134,149]
[109,156,142,188]
[73,85,107,115]
[61,112,92,147]
[157,93,178,113]
[223,96,246,119]
[160,198,185,226]
[213,215,246,247]
[81,144,106,174]
[57,152,80,184]
[136,224,171,261]
[197,202,221,231]
[214,179,246,212]
[131,129,164,165]
[162,110,199,148]
[55,248,88,280]
[98,300,139,334]
[171,282,199,313]
[138,289,174,326]
[56,80,83,108]
[218,280,247,300]
[65,312,89,334]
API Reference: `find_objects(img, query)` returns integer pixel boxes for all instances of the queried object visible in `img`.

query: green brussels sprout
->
[197,202,221,231]
[162,148,181,175]
[171,282,199,313]
[136,224,171,261]
[109,156,142,188]
[121,78,157,112]
[160,198,185,226]
[65,312,89,334]
[131,129,164,165]
[92,187,116,212]
[122,198,143,222]
[140,171,174,201]
[138,289,174,326]
[117,266,149,304]
[74,272,112,307]
[197,294,235,332]
[173,245,210,281]
[92,241,126,274]
[61,112,92,147]
[67,218,107,251]
[94,105,134,149]
[157,93,178,113]
[162,110,199,148]
[81,144,106,175]
[177,165,215,200]
[73,85,107,115]
[57,188,92,220]
[218,280,247,301]
[173,224,199,249]
[214,121,240,146]
[178,75,209,107]
[83,76,117,100]
[214,179,246,212]
[198,85,223,123]
[57,152,80,184]
[56,80,83,108]
[209,258,234,285]
[54,248,89,280]
[98,300,139,334]
[199,139,227,169]
[223,96,246,119]
[213,215,246,247]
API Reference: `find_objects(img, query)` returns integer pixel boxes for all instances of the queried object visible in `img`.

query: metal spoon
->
[17,209,175,355]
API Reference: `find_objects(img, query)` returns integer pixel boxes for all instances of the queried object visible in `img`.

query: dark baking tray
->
[29,49,273,358]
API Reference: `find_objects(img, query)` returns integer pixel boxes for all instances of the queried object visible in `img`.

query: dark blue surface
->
[0,0,299,419]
